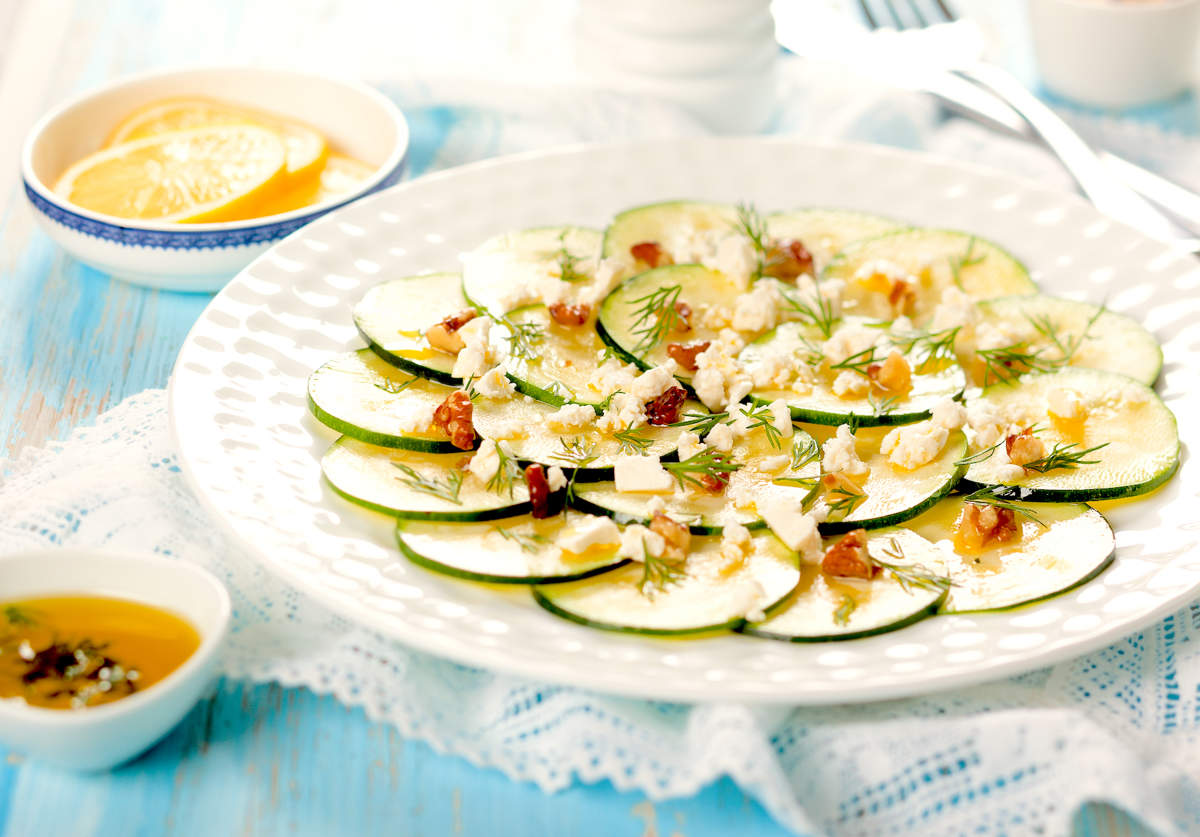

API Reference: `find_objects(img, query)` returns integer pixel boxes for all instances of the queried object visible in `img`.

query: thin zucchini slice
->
[962,367,1179,501]
[601,200,737,261]
[597,264,740,371]
[353,272,471,385]
[765,208,902,275]
[740,528,947,642]
[532,531,800,635]
[471,394,692,474]
[571,428,822,534]
[977,294,1162,386]
[502,304,621,408]
[322,437,529,521]
[461,226,603,316]
[824,229,1036,322]
[396,512,628,584]
[807,425,968,534]
[740,321,967,426]
[905,497,1115,613]
[307,350,464,451]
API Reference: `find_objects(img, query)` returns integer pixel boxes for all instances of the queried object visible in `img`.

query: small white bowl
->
[0,549,231,771]
[1029,0,1200,109]
[21,66,409,292]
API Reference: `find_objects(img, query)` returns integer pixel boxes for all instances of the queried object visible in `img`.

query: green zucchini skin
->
[816,463,965,535]
[740,591,945,643]
[325,478,532,523]
[307,390,463,453]
[957,461,1179,503]
[940,549,1115,615]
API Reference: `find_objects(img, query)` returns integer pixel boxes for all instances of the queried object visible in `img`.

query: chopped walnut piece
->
[868,350,912,393]
[644,385,686,426]
[954,503,1021,551]
[698,472,729,494]
[425,309,478,354]
[432,391,475,450]
[548,302,592,326]
[650,512,691,561]
[763,238,815,282]
[821,529,878,579]
[524,463,554,519]
[1005,428,1046,468]
[630,241,672,269]
[672,301,693,333]
[887,278,915,314]
[666,340,711,372]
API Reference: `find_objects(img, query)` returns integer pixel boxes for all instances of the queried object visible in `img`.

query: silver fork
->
[857,0,1194,247]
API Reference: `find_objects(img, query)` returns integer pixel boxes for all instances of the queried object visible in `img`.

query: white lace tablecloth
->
[4,63,1200,836]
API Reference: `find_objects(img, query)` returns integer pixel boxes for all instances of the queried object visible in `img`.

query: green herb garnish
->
[662,450,741,489]
[391,463,464,505]
[628,284,683,356]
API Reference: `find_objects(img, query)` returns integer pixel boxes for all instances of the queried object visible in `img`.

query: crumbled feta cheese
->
[746,344,796,390]
[1047,388,1085,422]
[719,522,754,572]
[619,524,665,561]
[732,281,781,334]
[996,463,1026,482]
[467,440,500,484]
[590,358,638,398]
[823,322,880,366]
[676,431,704,462]
[757,454,791,473]
[782,275,845,322]
[597,391,647,433]
[891,315,915,333]
[852,258,909,284]
[705,232,758,288]
[767,399,794,439]
[831,370,870,398]
[545,403,598,433]
[613,455,675,493]
[966,402,1017,448]
[631,363,680,402]
[759,497,823,563]
[646,496,667,516]
[973,320,1018,353]
[822,424,870,477]
[558,515,620,554]
[579,256,631,305]
[880,422,948,470]
[691,341,752,410]
[931,398,967,430]
[547,466,568,493]
[474,366,515,399]
[699,303,734,330]
[725,480,756,510]
[452,346,489,379]
[705,421,735,453]
[395,401,437,434]
[929,287,979,332]
[452,316,498,379]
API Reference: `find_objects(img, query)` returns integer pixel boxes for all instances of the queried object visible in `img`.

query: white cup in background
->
[1029,0,1200,108]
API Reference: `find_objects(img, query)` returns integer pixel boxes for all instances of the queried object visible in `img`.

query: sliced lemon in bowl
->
[55,125,288,223]
[254,153,379,217]
[106,96,328,183]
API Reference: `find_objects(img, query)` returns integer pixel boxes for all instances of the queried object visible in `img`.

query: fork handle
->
[955,63,1185,244]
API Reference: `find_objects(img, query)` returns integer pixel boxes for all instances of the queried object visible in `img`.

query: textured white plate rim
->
[169,135,1200,705]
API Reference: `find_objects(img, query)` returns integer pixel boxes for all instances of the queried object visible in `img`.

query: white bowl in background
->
[1029,0,1200,108]
[0,549,231,770]
[21,66,409,292]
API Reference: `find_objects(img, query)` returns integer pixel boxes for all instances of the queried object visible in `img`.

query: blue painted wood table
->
[0,1,1188,834]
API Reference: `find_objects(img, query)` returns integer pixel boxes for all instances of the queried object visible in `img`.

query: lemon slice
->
[106,97,328,182]
[254,153,378,217]
[55,125,288,223]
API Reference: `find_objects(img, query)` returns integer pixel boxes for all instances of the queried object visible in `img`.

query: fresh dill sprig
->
[976,342,1057,385]
[496,314,546,360]
[1021,441,1108,474]
[391,463,464,504]
[599,343,622,362]
[613,424,654,455]
[1025,304,1105,365]
[955,438,1006,467]
[373,376,417,395]
[3,605,34,626]
[663,450,741,489]
[553,231,588,283]
[872,539,952,595]
[962,484,1045,527]
[888,326,961,374]
[732,202,769,279]
[948,235,985,290]
[739,403,784,450]
[868,392,899,418]
[830,346,879,378]
[486,444,524,497]
[780,281,838,339]
[638,543,687,596]
[825,485,865,520]
[669,411,730,437]
[549,437,599,468]
[833,594,857,626]
[789,436,820,471]
[461,374,481,401]
[628,284,684,356]
[596,389,625,413]
[492,526,550,553]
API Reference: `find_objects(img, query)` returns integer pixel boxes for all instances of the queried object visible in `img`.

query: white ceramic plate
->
[170,137,1200,704]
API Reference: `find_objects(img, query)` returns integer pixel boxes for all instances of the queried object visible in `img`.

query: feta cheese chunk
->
[831,370,870,398]
[758,497,823,563]
[676,430,704,463]
[705,232,758,288]
[631,363,680,402]
[597,391,647,433]
[474,366,516,399]
[823,322,880,366]
[1047,388,1085,422]
[930,398,967,430]
[767,398,794,439]
[467,439,501,484]
[732,280,781,334]
[880,422,948,470]
[705,421,735,453]
[547,466,568,493]
[614,455,675,494]
[395,401,437,434]
[558,515,621,555]
[619,524,666,561]
[929,287,979,331]
[545,403,598,433]
[822,424,870,477]
[691,341,752,410]
[590,358,638,398]
[452,316,498,379]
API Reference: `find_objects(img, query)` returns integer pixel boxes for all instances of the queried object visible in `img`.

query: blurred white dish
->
[1029,0,1200,108]
[0,549,231,770]
[21,66,408,292]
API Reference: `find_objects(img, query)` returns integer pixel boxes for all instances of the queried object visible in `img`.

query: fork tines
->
[856,0,956,30]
